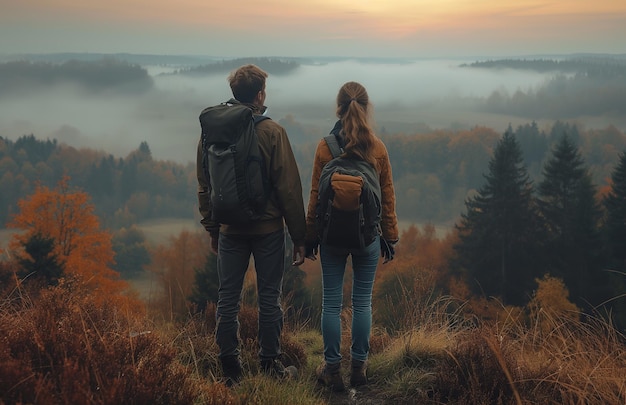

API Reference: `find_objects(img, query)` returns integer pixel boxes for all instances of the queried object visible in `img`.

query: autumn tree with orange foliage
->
[7,177,129,298]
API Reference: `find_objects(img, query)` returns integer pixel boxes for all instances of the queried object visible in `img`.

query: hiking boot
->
[350,359,368,387]
[260,358,298,380]
[316,361,345,392]
[220,355,242,387]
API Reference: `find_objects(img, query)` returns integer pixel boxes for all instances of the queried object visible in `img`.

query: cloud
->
[2,0,624,56]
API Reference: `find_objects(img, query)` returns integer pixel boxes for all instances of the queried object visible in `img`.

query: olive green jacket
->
[196,104,306,247]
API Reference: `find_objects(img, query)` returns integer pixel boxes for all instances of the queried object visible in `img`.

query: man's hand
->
[292,244,305,266]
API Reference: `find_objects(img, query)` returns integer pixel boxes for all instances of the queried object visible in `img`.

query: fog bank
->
[0,59,587,163]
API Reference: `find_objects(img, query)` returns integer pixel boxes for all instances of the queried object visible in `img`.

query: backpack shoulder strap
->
[324,134,343,158]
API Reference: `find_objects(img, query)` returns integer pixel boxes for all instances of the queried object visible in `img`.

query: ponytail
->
[336,82,377,167]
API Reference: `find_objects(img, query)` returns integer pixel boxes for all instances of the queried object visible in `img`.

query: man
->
[196,64,306,385]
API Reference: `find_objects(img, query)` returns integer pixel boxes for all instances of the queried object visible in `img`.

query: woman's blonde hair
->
[336,81,376,166]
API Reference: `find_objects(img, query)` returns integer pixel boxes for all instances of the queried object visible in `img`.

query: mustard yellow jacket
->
[305,131,399,244]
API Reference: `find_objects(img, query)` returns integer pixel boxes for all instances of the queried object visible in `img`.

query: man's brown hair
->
[228,64,268,103]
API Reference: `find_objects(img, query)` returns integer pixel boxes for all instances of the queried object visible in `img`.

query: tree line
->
[2,122,625,230]
[461,56,626,73]
[0,58,153,96]
[171,57,300,76]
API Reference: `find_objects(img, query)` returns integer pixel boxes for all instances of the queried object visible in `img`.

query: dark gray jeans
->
[215,228,285,361]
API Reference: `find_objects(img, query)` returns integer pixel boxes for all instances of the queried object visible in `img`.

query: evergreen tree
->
[112,226,151,278]
[549,121,580,146]
[604,151,626,270]
[189,252,219,313]
[138,141,152,159]
[119,158,137,200]
[13,134,58,164]
[17,233,64,286]
[456,128,540,305]
[537,135,605,308]
[514,121,548,179]
[602,151,626,328]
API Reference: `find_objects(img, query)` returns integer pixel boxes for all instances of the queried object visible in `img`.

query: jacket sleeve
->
[196,138,219,235]
[270,126,307,246]
[377,141,399,242]
[305,140,327,243]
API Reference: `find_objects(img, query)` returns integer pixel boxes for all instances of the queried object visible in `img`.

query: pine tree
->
[112,226,151,278]
[189,252,219,313]
[514,121,548,179]
[602,151,626,328]
[604,151,626,270]
[17,233,64,286]
[549,121,580,145]
[456,128,540,305]
[537,135,604,307]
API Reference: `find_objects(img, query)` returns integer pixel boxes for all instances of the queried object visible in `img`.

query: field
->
[136,217,203,245]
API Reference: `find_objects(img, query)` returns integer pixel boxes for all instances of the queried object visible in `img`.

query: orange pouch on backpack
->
[331,172,363,211]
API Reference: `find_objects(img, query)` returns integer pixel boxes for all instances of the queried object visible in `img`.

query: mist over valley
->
[3,55,622,164]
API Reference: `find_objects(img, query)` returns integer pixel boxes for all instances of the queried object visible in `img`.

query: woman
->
[305,81,399,391]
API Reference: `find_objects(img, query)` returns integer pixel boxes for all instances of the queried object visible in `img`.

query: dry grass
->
[366,294,467,403]
[0,280,239,405]
[2,268,625,405]
[430,308,626,405]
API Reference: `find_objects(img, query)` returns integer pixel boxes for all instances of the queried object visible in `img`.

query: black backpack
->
[199,99,270,224]
[315,133,382,249]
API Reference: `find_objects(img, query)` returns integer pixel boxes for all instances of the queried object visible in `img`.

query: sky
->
[1,0,625,58]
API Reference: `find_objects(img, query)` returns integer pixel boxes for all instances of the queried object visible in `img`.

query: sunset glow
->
[1,0,625,56]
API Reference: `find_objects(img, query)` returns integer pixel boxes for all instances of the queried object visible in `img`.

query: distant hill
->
[172,56,301,76]
[0,58,154,96]
[461,55,626,73]
[0,52,220,66]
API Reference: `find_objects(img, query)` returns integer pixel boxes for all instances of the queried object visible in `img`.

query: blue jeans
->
[320,236,380,364]
[215,229,285,361]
